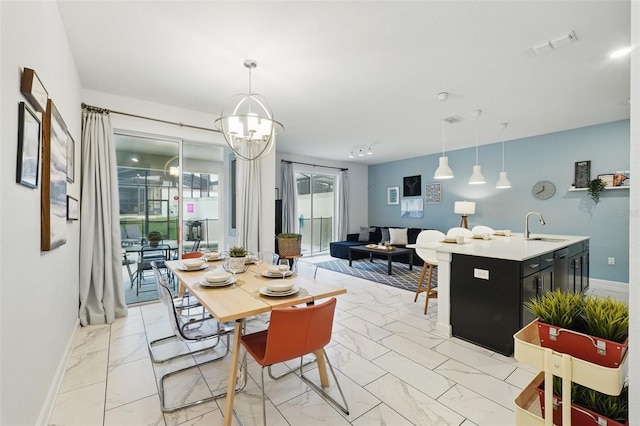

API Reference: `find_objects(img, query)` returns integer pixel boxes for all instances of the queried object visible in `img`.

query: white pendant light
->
[496,123,512,189]
[468,109,486,184]
[434,92,454,179]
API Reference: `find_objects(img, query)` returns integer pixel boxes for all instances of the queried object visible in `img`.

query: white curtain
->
[78,109,127,326]
[281,161,298,233]
[336,170,349,240]
[236,144,262,253]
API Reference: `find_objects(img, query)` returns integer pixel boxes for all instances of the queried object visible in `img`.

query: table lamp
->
[454,201,476,229]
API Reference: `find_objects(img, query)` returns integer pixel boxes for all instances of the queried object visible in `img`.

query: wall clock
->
[532,180,556,200]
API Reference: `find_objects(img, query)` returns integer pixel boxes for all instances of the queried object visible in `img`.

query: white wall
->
[275,151,369,236]
[1,2,82,425]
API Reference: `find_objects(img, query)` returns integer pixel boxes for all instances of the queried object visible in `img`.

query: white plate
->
[200,277,235,287]
[204,254,221,261]
[178,264,208,271]
[261,270,293,278]
[204,271,232,283]
[259,285,299,297]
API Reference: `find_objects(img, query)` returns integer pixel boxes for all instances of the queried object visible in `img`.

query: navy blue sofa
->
[329,226,426,266]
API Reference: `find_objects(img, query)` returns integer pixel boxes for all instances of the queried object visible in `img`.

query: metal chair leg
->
[148,334,220,363]
[300,348,349,415]
[267,355,316,380]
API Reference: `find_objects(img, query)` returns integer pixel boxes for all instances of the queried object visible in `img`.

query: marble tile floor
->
[49,256,628,426]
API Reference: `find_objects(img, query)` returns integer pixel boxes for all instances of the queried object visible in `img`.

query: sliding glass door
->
[295,172,335,256]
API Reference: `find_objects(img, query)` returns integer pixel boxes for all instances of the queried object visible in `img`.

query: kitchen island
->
[431,233,589,355]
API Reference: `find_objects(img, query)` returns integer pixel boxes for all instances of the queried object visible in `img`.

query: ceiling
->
[57,1,631,166]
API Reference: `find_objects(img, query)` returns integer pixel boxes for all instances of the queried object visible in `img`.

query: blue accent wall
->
[369,120,630,283]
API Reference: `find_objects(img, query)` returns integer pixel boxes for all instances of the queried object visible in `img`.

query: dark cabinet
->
[555,241,589,294]
[521,253,554,326]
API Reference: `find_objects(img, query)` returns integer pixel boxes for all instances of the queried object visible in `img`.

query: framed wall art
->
[20,67,48,113]
[403,175,421,196]
[41,99,68,251]
[387,186,399,205]
[16,102,41,189]
[401,198,424,218]
[66,131,75,183]
[67,196,79,220]
[424,182,442,204]
[574,160,590,188]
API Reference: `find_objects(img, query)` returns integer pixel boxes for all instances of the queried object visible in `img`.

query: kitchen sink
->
[526,237,568,242]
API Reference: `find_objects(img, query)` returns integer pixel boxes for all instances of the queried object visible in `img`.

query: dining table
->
[165,258,347,426]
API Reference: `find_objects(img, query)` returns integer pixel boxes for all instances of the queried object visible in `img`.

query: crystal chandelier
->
[214,59,284,161]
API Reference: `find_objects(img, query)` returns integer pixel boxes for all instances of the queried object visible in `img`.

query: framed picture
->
[387,186,399,205]
[20,68,48,113]
[424,182,442,204]
[403,175,421,196]
[597,173,615,187]
[401,198,424,218]
[67,196,79,220]
[613,170,630,187]
[16,102,41,188]
[41,99,68,251]
[66,131,75,183]
[574,160,590,188]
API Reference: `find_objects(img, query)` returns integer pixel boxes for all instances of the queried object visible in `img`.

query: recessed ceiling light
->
[609,46,632,58]
[131,157,138,162]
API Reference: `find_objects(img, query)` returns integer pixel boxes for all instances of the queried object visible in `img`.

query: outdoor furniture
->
[348,245,413,275]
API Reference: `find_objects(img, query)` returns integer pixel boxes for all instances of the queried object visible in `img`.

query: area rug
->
[315,258,437,292]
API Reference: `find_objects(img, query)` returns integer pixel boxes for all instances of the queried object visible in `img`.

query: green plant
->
[587,178,606,204]
[277,233,300,239]
[580,296,629,343]
[524,290,585,329]
[147,231,162,241]
[228,246,247,257]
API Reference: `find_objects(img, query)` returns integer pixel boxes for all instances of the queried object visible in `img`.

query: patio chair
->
[124,224,144,244]
[136,244,170,295]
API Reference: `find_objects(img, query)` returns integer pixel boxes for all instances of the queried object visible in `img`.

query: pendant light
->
[434,92,454,179]
[496,122,512,189]
[468,109,486,184]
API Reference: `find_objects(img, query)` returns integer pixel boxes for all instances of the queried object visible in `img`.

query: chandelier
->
[214,59,284,161]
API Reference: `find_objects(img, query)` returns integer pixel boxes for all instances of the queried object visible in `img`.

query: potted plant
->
[525,290,629,367]
[276,233,301,257]
[225,246,248,273]
[588,178,606,204]
[147,230,162,247]
[228,246,247,258]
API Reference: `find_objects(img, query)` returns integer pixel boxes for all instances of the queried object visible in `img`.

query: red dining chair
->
[181,251,203,259]
[240,298,348,424]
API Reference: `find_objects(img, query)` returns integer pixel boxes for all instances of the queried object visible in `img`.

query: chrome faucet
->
[525,211,545,239]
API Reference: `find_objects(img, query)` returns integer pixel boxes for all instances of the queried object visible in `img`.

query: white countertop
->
[408,233,589,261]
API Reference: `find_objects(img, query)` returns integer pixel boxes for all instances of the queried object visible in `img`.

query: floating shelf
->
[568,186,629,192]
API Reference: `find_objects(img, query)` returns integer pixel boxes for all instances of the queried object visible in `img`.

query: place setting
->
[258,260,300,297]
[199,271,236,288]
[178,258,209,271]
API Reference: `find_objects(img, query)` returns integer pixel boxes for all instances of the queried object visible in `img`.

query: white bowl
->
[182,258,205,269]
[265,281,294,292]
[204,252,220,260]
[204,271,231,283]
[267,265,281,274]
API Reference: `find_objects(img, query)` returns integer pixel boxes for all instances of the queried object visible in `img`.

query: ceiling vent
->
[443,115,464,124]
[531,30,577,55]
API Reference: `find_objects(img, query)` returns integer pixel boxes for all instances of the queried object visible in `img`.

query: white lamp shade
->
[468,165,486,184]
[434,156,454,179]
[496,171,512,189]
[454,201,476,215]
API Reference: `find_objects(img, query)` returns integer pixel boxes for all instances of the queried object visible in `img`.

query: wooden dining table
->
[165,259,347,426]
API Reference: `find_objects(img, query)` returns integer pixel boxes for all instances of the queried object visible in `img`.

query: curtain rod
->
[281,159,348,171]
[81,103,220,133]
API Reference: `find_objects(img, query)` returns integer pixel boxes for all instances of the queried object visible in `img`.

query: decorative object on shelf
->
[434,92,454,179]
[574,160,591,188]
[454,201,476,229]
[66,131,75,183]
[213,59,284,161]
[525,290,629,368]
[386,186,399,205]
[16,102,41,189]
[532,180,556,200]
[66,195,79,221]
[403,175,421,196]
[147,231,162,247]
[468,110,486,185]
[613,170,630,187]
[20,67,48,113]
[495,123,512,189]
[424,182,442,204]
[275,233,301,257]
[41,99,68,251]
[588,178,606,204]
[401,198,423,218]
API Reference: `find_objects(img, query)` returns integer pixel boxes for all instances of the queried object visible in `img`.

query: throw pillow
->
[389,227,408,245]
[381,227,390,243]
[358,226,374,242]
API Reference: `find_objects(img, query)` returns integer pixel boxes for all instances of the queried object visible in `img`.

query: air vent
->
[443,115,464,124]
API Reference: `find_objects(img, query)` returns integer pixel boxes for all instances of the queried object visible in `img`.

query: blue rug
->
[316,258,437,292]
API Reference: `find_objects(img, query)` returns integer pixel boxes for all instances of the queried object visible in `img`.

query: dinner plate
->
[200,277,235,287]
[261,270,293,278]
[259,285,299,297]
[178,264,208,271]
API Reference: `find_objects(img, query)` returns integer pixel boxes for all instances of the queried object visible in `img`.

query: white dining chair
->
[447,227,474,238]
[471,225,495,235]
[413,230,445,314]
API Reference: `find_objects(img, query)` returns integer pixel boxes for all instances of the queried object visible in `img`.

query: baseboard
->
[37,319,80,426]
[589,278,629,294]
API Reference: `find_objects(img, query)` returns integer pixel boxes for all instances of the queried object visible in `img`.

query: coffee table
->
[348,245,413,275]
